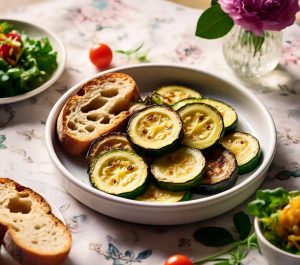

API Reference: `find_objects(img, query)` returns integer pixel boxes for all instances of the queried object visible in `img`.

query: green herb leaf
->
[247,188,289,218]
[115,42,150,63]
[211,0,219,5]
[194,226,235,247]
[233,211,251,240]
[195,4,234,39]
[0,22,13,33]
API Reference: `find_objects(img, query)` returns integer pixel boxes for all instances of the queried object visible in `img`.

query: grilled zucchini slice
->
[178,103,224,150]
[199,98,237,132]
[156,85,202,105]
[144,92,166,105]
[151,147,206,191]
[135,183,191,202]
[219,131,262,174]
[194,146,238,194]
[172,97,203,111]
[86,132,133,168]
[89,150,148,198]
[174,98,237,132]
[127,105,183,155]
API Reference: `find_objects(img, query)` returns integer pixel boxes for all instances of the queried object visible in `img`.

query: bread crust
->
[0,178,72,265]
[57,73,141,155]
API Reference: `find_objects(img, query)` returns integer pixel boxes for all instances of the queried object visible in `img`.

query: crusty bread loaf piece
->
[57,73,141,155]
[0,178,72,265]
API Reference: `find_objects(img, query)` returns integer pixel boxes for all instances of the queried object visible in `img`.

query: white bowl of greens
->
[248,188,300,265]
[0,19,66,104]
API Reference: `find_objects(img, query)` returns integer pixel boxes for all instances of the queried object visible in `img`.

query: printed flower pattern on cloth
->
[90,242,152,265]
[282,39,300,66]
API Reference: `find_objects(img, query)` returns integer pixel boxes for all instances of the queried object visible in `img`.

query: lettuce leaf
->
[0,34,58,97]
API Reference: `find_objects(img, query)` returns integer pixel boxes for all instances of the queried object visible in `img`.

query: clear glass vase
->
[223,25,282,78]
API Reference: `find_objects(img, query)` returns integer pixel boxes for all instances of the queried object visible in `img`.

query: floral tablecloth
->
[1,0,300,264]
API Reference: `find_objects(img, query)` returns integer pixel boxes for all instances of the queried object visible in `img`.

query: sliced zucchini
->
[129,100,147,112]
[135,183,191,202]
[89,150,148,198]
[144,92,166,105]
[174,98,238,132]
[86,132,133,168]
[156,85,202,105]
[178,103,224,150]
[127,105,183,155]
[219,131,262,174]
[150,147,206,191]
[172,97,203,111]
[194,146,238,195]
[199,98,238,132]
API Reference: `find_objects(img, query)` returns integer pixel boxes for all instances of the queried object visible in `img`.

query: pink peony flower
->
[219,0,300,35]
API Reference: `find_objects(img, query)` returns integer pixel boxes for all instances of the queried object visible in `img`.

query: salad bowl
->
[255,218,300,265]
[0,18,66,104]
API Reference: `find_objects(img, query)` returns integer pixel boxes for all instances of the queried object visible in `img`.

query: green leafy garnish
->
[0,22,58,98]
[247,188,300,254]
[233,211,252,240]
[194,227,235,247]
[193,212,257,265]
[115,42,150,63]
[247,188,289,218]
[0,22,13,34]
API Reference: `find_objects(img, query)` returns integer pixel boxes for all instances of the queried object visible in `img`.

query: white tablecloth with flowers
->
[1,0,300,264]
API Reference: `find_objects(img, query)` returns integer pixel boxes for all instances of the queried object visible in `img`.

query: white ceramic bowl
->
[45,63,276,225]
[0,18,66,104]
[255,218,300,265]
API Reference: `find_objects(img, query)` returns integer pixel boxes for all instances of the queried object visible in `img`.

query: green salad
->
[0,22,58,97]
[248,188,300,254]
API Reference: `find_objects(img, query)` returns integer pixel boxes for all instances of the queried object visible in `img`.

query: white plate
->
[45,64,276,225]
[0,18,66,104]
[0,202,65,265]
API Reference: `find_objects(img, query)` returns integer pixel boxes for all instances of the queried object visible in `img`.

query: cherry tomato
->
[89,43,113,69]
[6,33,22,42]
[165,254,193,265]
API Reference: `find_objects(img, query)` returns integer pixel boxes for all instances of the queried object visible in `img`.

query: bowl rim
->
[0,18,66,105]
[254,217,300,259]
[45,63,277,208]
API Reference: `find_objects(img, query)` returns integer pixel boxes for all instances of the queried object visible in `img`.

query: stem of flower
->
[192,243,240,264]
[192,233,256,264]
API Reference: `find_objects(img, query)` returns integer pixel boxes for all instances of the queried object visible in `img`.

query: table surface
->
[1,0,300,264]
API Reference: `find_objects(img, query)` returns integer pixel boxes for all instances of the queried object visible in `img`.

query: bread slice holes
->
[87,113,100,121]
[85,125,95,132]
[81,97,107,113]
[67,121,78,130]
[100,116,110,124]
[34,225,41,230]
[18,192,29,198]
[101,88,118,98]
[7,197,32,214]
[31,240,38,244]
[108,104,129,116]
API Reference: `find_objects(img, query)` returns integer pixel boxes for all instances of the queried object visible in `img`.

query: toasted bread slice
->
[57,73,141,155]
[0,178,72,265]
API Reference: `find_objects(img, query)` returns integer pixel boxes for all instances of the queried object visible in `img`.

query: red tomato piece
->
[89,43,113,69]
[6,33,22,42]
[0,44,12,59]
[165,254,193,265]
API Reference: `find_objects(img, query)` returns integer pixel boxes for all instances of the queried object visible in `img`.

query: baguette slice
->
[0,178,72,265]
[57,73,141,155]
